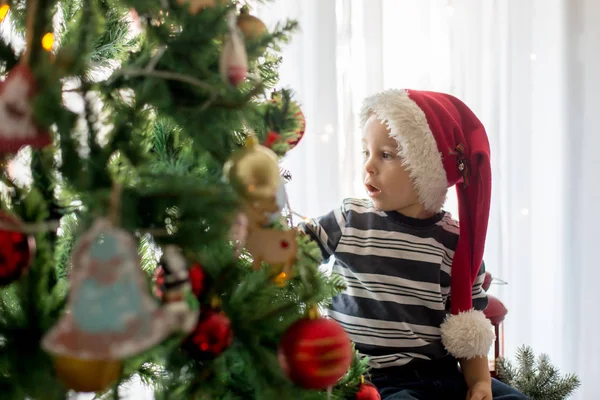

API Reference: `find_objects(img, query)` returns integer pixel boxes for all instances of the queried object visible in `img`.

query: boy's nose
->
[364,159,376,175]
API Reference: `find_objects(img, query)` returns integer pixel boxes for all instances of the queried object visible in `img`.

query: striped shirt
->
[302,198,487,369]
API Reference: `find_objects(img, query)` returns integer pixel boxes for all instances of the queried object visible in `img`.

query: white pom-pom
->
[440,309,495,360]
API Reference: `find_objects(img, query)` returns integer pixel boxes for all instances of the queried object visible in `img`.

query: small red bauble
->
[355,382,381,400]
[186,309,233,359]
[278,316,352,389]
[0,213,35,286]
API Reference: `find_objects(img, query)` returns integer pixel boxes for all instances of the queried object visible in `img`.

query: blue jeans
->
[375,376,529,399]
[370,357,529,400]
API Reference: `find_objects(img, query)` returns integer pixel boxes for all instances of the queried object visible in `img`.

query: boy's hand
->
[466,380,493,400]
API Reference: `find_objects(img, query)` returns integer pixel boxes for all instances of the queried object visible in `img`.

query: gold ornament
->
[53,355,122,392]
[225,136,280,202]
[237,7,268,41]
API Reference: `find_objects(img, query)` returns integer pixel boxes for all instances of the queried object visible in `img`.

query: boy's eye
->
[382,152,393,159]
[361,150,369,158]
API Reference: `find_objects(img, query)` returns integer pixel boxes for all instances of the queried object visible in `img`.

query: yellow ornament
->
[225,137,280,202]
[53,355,122,392]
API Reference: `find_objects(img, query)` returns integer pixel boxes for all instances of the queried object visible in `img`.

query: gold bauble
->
[225,139,280,202]
[237,9,268,41]
[53,355,122,392]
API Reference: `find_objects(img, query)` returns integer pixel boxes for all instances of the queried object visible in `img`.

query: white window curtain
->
[255,1,600,398]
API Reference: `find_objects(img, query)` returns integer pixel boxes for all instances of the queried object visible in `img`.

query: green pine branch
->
[496,345,581,400]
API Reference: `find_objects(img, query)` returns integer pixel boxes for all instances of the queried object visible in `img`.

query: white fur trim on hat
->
[360,89,448,212]
[440,309,495,359]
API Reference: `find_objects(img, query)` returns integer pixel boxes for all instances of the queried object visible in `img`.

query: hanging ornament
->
[237,6,268,42]
[155,246,201,332]
[42,219,196,391]
[278,307,352,389]
[52,356,122,393]
[355,377,381,400]
[0,213,35,286]
[185,308,233,360]
[220,10,248,86]
[287,102,306,150]
[224,136,280,204]
[246,227,297,274]
[0,65,51,154]
[269,92,306,151]
[176,0,226,15]
[155,246,208,300]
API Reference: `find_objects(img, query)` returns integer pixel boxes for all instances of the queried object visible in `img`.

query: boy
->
[302,89,527,399]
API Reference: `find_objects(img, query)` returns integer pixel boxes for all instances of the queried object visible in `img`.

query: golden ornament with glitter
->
[224,136,280,203]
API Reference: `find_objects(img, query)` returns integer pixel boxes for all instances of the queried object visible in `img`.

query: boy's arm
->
[298,203,346,262]
[458,261,492,398]
[459,356,492,399]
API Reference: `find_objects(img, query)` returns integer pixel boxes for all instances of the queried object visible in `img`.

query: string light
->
[0,4,9,23]
[274,272,288,287]
[41,32,54,51]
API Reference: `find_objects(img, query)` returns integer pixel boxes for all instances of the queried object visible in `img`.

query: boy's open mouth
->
[365,183,381,197]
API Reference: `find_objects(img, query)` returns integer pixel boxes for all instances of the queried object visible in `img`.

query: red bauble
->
[287,104,305,150]
[186,309,233,359]
[355,382,381,400]
[278,317,352,389]
[0,213,35,286]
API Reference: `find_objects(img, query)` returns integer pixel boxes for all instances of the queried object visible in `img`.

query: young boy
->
[302,89,528,399]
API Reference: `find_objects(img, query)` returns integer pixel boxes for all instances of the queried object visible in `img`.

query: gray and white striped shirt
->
[302,198,487,369]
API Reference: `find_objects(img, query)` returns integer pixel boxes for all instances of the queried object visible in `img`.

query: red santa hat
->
[360,89,494,360]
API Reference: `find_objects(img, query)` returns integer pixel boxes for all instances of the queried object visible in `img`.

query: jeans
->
[370,358,529,400]
[374,377,529,399]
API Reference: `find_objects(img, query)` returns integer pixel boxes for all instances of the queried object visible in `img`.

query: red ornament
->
[356,382,381,400]
[186,309,233,359]
[0,213,35,286]
[286,103,306,150]
[278,316,352,389]
[0,65,51,154]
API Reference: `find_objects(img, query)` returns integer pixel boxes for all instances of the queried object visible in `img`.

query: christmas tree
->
[0,1,370,399]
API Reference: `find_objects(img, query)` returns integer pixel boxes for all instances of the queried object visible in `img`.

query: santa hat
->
[360,89,494,360]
